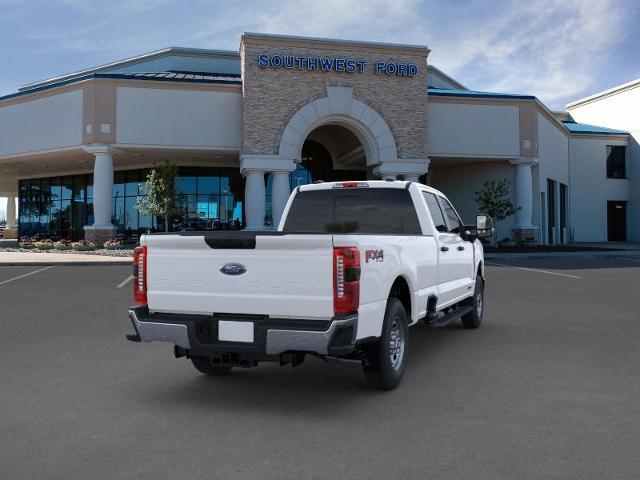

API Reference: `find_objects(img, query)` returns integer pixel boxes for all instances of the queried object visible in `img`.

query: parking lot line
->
[116,275,133,289]
[486,262,581,279]
[0,266,52,286]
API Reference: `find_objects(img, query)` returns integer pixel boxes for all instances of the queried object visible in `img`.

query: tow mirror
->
[475,214,495,239]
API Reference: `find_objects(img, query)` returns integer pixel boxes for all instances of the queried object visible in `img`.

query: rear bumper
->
[126,305,357,358]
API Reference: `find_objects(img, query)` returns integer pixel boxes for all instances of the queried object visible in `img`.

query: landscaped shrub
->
[103,238,122,250]
[33,239,54,250]
[70,240,96,251]
[19,236,35,249]
[54,239,72,250]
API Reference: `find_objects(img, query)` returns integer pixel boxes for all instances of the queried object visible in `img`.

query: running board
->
[425,305,474,328]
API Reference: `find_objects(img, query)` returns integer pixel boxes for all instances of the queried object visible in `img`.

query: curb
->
[0,260,132,266]
[485,251,640,260]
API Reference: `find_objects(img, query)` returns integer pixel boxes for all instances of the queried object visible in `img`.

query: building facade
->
[0,33,636,244]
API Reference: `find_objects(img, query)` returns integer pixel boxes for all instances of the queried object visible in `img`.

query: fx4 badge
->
[365,249,384,263]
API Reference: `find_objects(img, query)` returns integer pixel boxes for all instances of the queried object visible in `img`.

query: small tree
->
[136,161,178,232]
[474,179,519,245]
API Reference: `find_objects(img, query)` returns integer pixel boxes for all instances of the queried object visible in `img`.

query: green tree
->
[135,161,178,232]
[474,179,519,245]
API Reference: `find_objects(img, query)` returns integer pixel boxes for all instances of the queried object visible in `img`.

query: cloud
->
[2,0,636,108]
[186,0,635,107]
[423,0,633,107]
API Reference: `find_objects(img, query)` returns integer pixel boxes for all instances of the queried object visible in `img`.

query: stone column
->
[244,170,266,230]
[509,158,538,242]
[271,171,290,229]
[84,145,118,245]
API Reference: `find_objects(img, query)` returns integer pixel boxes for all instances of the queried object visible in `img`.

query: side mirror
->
[475,214,495,239]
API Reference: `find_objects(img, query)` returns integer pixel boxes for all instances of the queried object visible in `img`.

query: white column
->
[6,195,16,229]
[91,151,115,227]
[373,159,429,183]
[271,171,290,229]
[244,170,266,230]
[509,158,538,229]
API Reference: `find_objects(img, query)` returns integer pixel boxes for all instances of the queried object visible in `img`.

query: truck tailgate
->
[144,233,334,319]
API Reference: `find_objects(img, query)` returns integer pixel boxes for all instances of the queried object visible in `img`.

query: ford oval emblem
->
[219,263,247,276]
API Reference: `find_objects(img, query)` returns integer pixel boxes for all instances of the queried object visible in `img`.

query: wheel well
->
[477,261,484,279]
[389,277,411,319]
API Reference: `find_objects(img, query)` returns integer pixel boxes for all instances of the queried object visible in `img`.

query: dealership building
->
[0,33,637,244]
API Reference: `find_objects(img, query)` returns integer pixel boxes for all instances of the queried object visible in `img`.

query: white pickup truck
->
[127,180,494,389]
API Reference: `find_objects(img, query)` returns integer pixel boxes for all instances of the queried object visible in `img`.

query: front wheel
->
[362,297,409,390]
[191,357,233,376]
[461,275,484,329]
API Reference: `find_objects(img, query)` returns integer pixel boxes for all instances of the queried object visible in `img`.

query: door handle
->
[440,246,449,252]
[457,246,465,251]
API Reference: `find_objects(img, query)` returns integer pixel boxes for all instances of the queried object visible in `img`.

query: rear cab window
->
[284,187,422,234]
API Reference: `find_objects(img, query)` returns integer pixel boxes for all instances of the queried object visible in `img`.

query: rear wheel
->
[191,357,233,376]
[461,275,484,329]
[362,297,409,390]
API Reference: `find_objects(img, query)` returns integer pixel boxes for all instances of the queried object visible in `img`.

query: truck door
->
[422,192,461,306]
[437,195,475,301]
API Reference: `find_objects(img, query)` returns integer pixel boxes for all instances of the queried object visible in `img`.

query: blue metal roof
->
[0,71,242,102]
[562,121,628,135]
[428,87,535,100]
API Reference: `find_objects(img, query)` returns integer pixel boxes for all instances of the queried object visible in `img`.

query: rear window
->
[283,188,422,234]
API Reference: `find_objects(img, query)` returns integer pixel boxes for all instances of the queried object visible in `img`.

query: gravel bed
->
[0,247,133,257]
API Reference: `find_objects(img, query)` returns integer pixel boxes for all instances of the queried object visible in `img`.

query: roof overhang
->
[19,47,240,93]
[565,78,640,109]
[240,32,430,56]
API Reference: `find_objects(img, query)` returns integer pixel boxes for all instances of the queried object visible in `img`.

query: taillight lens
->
[334,246,360,314]
[133,246,147,305]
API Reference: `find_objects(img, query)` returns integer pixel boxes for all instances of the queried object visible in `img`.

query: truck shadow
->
[136,323,473,416]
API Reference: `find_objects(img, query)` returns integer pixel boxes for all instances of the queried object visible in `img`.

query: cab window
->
[422,192,448,233]
[438,197,463,234]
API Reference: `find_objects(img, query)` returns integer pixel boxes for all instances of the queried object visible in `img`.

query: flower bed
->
[5,236,134,256]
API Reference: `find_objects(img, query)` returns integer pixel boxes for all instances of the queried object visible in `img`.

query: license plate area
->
[218,320,254,343]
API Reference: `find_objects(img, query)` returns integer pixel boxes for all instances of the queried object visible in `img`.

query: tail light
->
[133,246,147,305]
[334,246,360,314]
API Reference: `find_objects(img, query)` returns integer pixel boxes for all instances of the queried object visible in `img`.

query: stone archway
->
[278,86,398,167]
[241,86,429,229]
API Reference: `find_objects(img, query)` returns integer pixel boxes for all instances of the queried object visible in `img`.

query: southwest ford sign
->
[257,54,418,77]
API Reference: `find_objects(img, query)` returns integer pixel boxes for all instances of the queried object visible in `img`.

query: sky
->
[1,0,640,216]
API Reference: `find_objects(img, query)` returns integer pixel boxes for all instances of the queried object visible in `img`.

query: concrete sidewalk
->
[0,251,132,266]
[486,250,640,260]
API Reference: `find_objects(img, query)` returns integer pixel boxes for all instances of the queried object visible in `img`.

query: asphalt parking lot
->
[1,257,639,479]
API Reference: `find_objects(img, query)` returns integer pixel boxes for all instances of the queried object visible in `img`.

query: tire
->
[362,297,409,390]
[461,275,484,329]
[191,357,233,376]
